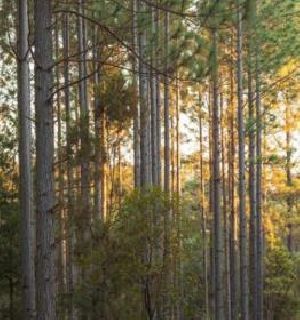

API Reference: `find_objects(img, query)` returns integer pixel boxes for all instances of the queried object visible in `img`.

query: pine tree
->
[34,0,57,317]
[17,0,35,317]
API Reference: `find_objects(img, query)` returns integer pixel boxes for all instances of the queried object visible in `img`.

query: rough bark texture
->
[286,99,293,252]
[55,17,66,298]
[229,50,239,319]
[150,6,157,187]
[62,11,75,320]
[247,2,258,316]
[78,0,90,225]
[163,10,170,194]
[155,3,161,188]
[132,0,141,188]
[93,21,107,221]
[137,0,150,188]
[17,0,36,317]
[94,22,101,219]
[34,0,57,318]
[256,54,264,320]
[199,100,210,319]
[237,2,249,319]
[211,29,224,320]
[99,107,107,220]
[220,91,231,320]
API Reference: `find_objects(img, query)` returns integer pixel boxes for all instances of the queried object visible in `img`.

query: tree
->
[62,8,75,319]
[17,0,35,318]
[211,27,225,320]
[34,0,57,318]
[163,9,170,194]
[255,13,264,320]
[78,0,91,228]
[137,0,151,188]
[246,2,258,318]
[237,1,249,318]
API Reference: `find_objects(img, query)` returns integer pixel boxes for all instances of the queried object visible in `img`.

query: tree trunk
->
[34,0,57,318]
[137,0,150,188]
[78,0,90,226]
[94,20,101,219]
[163,10,170,194]
[199,97,209,319]
[155,3,161,189]
[208,82,215,317]
[220,90,231,320]
[229,47,239,319]
[93,21,107,221]
[246,2,258,316]
[286,98,293,252]
[176,78,180,196]
[62,10,75,319]
[255,49,264,320]
[132,0,141,188]
[150,5,157,187]
[237,2,249,318]
[211,28,224,320]
[55,16,66,298]
[17,0,36,317]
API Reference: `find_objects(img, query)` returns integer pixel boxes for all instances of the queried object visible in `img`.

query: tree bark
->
[163,10,170,194]
[17,0,36,317]
[229,46,239,319]
[132,0,141,188]
[94,21,101,219]
[220,90,231,320]
[246,2,258,316]
[286,98,293,252]
[78,0,90,225]
[237,2,249,318]
[199,97,209,319]
[150,6,157,186]
[62,10,75,319]
[155,2,161,188]
[55,16,66,298]
[34,0,57,318]
[93,21,107,221]
[255,49,264,320]
[137,0,150,188]
[211,28,224,320]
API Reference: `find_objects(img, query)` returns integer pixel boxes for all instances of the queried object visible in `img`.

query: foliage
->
[264,245,300,319]
[72,188,206,319]
[0,160,21,319]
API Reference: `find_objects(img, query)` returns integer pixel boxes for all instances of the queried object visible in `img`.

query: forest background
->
[0,0,299,319]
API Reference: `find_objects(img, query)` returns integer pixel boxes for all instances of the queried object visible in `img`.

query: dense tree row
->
[0,0,299,319]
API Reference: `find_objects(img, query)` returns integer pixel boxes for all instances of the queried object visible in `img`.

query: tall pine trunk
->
[211,28,224,320]
[137,0,150,188]
[78,0,90,226]
[155,3,161,188]
[199,97,210,319]
[55,17,66,297]
[229,46,239,318]
[17,0,36,317]
[132,0,140,188]
[94,21,101,219]
[163,10,170,194]
[237,2,249,318]
[220,90,231,320]
[255,48,264,320]
[286,99,293,251]
[34,0,57,318]
[62,10,75,319]
[246,2,258,316]
[150,5,157,187]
